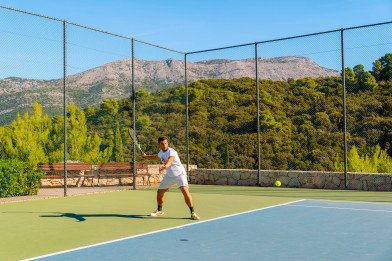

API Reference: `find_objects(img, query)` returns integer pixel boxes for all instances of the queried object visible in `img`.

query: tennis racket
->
[128,127,144,154]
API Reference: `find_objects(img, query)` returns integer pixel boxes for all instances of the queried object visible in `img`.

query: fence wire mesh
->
[257,32,343,173]
[344,23,392,190]
[0,8,65,194]
[66,24,133,188]
[133,41,186,177]
[187,46,257,170]
[1,4,392,194]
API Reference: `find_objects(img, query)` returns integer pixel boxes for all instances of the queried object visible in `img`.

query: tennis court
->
[2,185,392,260]
[27,199,392,261]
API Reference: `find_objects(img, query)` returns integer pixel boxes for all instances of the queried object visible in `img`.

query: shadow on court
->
[40,212,190,222]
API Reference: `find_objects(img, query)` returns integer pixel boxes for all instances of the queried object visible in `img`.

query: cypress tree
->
[112,122,124,162]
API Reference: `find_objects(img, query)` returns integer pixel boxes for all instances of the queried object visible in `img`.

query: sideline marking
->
[288,204,392,213]
[23,199,305,260]
[299,198,392,205]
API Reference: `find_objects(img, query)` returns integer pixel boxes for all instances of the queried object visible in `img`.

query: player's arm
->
[142,153,160,160]
[160,156,175,171]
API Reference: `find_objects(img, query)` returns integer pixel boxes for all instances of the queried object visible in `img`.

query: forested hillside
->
[0,54,391,172]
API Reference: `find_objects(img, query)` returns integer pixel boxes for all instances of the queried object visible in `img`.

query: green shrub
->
[0,159,45,198]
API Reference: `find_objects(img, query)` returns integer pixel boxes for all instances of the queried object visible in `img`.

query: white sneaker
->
[150,210,164,216]
[191,212,200,220]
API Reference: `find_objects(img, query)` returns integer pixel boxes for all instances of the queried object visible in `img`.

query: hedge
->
[0,160,45,198]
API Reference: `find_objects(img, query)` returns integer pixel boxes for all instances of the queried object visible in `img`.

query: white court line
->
[23,199,305,261]
[288,204,392,213]
[298,198,392,205]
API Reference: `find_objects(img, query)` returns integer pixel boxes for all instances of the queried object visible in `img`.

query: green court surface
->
[1,185,392,261]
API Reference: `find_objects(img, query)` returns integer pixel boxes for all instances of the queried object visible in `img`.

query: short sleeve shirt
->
[157,147,186,177]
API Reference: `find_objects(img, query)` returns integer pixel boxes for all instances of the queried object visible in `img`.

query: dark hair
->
[158,136,168,143]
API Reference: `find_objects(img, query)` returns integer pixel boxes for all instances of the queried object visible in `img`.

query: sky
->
[0,0,391,79]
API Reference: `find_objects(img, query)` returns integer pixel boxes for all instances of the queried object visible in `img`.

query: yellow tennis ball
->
[275,180,281,187]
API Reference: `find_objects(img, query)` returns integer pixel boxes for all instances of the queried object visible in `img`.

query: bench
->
[36,163,94,185]
[97,162,150,186]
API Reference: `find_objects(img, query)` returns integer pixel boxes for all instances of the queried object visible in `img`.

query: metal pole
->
[185,54,189,180]
[255,43,261,185]
[132,39,136,190]
[341,29,348,188]
[63,20,67,197]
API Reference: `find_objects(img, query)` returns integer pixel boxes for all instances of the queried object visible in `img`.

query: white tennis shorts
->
[158,174,188,189]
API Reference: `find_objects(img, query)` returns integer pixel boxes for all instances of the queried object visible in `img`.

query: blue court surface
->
[26,199,392,261]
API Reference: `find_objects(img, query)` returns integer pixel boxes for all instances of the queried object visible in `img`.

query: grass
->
[1,185,391,260]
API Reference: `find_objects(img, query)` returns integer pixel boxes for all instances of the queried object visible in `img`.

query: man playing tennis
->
[142,137,200,220]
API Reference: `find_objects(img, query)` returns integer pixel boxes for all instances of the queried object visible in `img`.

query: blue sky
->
[0,0,391,79]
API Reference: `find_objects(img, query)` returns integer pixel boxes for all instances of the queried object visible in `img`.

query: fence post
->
[341,29,348,188]
[255,43,261,185]
[132,38,136,190]
[63,20,68,197]
[185,54,190,180]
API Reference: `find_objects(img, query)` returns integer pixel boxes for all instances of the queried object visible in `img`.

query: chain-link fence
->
[66,23,134,190]
[1,5,392,194]
[345,23,392,177]
[133,40,186,179]
[0,7,66,194]
[187,45,257,170]
[255,32,343,172]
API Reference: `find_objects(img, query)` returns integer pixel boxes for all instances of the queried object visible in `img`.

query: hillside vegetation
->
[0,53,391,173]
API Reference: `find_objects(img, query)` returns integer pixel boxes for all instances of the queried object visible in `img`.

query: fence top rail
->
[133,39,185,54]
[186,20,392,55]
[0,5,185,54]
[65,21,134,40]
[0,4,63,21]
[1,5,391,57]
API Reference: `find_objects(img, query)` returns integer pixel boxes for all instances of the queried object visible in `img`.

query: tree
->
[135,89,150,101]
[83,132,110,164]
[98,98,119,125]
[358,71,378,92]
[379,53,392,81]
[314,112,331,131]
[112,122,124,162]
[136,115,152,131]
[0,126,17,159]
[259,110,281,132]
[353,64,364,77]
[31,102,51,152]
[47,115,64,163]
[11,107,48,164]
[348,65,378,92]
[345,67,357,92]
[372,59,383,80]
[100,98,119,116]
[84,105,95,122]
[67,104,89,161]
[295,77,316,89]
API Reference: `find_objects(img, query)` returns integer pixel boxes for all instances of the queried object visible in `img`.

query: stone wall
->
[40,164,197,187]
[189,169,392,191]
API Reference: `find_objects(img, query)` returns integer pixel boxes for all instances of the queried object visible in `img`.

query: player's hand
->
[142,153,147,158]
[159,165,167,171]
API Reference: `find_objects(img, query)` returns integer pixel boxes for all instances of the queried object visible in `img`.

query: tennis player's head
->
[158,136,169,151]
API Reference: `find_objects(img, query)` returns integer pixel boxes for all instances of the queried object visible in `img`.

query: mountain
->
[0,56,339,125]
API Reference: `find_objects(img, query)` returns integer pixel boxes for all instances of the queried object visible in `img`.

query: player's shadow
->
[40,212,189,222]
